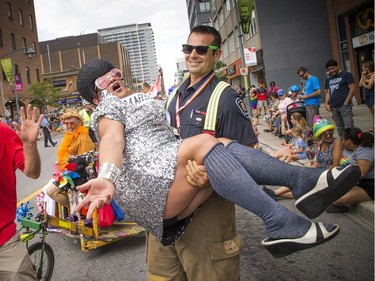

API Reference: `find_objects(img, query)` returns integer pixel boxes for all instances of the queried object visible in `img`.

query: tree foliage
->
[214,60,228,82]
[27,77,61,112]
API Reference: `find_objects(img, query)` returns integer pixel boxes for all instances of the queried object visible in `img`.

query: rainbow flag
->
[66,80,73,91]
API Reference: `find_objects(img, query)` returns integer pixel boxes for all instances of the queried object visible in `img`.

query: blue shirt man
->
[297,66,321,128]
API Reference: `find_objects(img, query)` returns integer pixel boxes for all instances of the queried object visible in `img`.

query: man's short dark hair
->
[296,66,308,75]
[189,25,222,48]
[325,59,338,68]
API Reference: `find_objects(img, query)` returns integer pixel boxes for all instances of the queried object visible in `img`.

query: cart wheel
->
[28,242,55,281]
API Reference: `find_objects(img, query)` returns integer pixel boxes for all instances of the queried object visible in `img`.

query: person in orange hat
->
[46,108,94,208]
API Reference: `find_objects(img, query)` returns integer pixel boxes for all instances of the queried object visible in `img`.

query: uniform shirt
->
[325,71,354,108]
[167,72,257,145]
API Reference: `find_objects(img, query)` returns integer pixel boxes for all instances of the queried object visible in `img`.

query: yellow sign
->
[1,58,13,85]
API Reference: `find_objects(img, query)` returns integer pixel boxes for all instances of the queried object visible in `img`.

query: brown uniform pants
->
[0,233,37,281]
[146,193,243,281]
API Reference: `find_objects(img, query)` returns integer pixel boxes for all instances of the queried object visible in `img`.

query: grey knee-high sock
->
[226,141,324,198]
[203,143,311,239]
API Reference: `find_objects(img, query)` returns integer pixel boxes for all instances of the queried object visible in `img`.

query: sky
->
[33,0,190,89]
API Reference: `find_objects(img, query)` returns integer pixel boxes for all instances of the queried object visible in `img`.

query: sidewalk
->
[257,104,374,232]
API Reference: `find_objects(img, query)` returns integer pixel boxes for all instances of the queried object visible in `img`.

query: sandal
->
[295,165,361,219]
[263,129,272,132]
[261,222,340,258]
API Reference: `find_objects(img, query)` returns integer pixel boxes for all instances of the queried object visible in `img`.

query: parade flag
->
[237,0,254,34]
[66,80,73,91]
[148,75,161,97]
[1,58,14,85]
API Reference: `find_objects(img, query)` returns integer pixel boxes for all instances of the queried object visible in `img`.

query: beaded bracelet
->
[98,163,121,186]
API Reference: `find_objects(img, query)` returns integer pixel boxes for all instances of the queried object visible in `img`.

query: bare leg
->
[164,134,219,219]
[334,186,372,206]
[46,183,70,208]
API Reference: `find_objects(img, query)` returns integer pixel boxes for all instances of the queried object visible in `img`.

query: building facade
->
[186,0,213,28]
[39,34,132,107]
[98,23,158,85]
[0,0,41,118]
[195,0,373,103]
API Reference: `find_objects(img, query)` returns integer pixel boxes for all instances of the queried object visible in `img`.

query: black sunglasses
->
[299,72,305,78]
[182,44,219,55]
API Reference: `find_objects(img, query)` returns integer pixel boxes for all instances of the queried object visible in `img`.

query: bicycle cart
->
[39,150,144,252]
[47,205,144,252]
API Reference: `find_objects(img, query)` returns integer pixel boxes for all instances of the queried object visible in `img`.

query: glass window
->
[0,29,3,48]
[7,2,12,20]
[32,42,37,57]
[19,9,23,26]
[22,38,26,49]
[229,32,236,53]
[199,1,210,13]
[219,9,224,27]
[26,67,31,84]
[222,40,228,59]
[36,69,40,82]
[11,33,16,50]
[225,0,231,17]
[14,64,19,75]
[29,15,34,31]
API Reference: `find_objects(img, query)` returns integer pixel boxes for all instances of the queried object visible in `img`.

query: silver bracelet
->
[98,163,121,186]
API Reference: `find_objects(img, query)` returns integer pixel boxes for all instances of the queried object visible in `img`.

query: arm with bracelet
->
[76,117,123,218]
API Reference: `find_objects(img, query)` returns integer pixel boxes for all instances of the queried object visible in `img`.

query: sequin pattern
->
[92,93,181,240]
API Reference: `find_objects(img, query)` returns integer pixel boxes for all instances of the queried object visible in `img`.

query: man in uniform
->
[146,25,257,281]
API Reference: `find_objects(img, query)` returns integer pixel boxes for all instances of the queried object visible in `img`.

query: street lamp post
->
[0,46,36,118]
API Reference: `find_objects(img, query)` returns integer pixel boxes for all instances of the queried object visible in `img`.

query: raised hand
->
[13,105,43,144]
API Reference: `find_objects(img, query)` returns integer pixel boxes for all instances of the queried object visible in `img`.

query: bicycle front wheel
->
[28,242,55,281]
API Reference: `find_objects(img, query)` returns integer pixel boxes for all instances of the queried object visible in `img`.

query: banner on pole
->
[15,74,23,91]
[244,47,257,66]
[237,0,254,34]
[1,58,14,85]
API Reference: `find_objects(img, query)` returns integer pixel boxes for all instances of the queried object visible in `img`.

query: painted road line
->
[17,187,43,207]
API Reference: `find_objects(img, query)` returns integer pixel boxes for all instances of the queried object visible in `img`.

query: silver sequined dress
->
[92,93,181,241]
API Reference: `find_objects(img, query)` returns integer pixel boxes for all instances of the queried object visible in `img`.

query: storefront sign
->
[352,31,374,48]
[244,47,257,66]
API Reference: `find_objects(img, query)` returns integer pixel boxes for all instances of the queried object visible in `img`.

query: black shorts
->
[358,178,374,200]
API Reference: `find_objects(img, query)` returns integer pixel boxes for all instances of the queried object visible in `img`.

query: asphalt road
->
[16,134,374,281]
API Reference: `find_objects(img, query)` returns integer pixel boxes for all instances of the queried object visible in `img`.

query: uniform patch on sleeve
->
[235,97,250,119]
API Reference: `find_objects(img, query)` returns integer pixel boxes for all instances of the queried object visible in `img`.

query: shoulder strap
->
[166,88,179,110]
[203,81,230,134]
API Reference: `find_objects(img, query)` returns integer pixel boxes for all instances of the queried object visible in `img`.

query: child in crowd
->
[251,117,260,149]
[250,89,258,117]
[263,92,279,132]
[274,127,307,163]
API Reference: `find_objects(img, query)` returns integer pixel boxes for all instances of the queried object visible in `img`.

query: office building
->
[39,33,132,106]
[98,23,158,85]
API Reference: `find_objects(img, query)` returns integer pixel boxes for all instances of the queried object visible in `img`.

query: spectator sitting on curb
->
[270,126,307,163]
[328,127,374,212]
[263,118,343,200]
[263,92,279,133]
